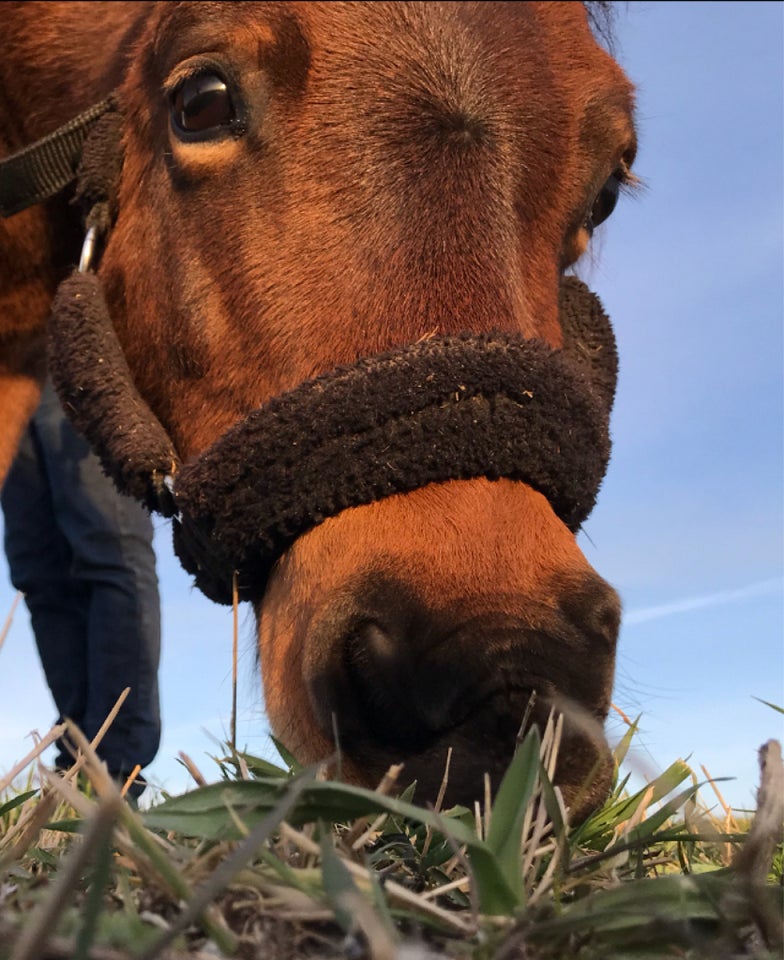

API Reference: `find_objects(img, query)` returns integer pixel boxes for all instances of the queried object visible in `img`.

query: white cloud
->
[623,578,783,626]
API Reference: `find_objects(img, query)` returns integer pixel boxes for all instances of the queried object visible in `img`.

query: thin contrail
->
[623,577,782,626]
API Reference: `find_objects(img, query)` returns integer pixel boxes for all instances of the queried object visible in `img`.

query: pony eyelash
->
[616,156,642,193]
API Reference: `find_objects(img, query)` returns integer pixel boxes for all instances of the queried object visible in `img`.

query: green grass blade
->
[532,872,721,939]
[319,827,363,935]
[575,759,694,848]
[621,781,701,847]
[143,765,519,915]
[0,789,39,818]
[73,829,114,960]
[143,774,472,840]
[484,725,541,907]
[752,697,784,715]
[226,748,291,779]
[269,736,304,772]
[612,715,641,769]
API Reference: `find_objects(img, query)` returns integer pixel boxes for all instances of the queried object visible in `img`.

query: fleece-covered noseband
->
[51,272,617,604]
[3,99,619,606]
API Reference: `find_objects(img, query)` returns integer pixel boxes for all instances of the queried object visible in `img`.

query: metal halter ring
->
[78,224,99,273]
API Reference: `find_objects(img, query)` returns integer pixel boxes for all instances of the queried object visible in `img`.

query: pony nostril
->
[560,576,622,649]
[355,620,398,664]
[344,619,432,745]
[587,590,622,647]
[343,619,406,717]
[339,614,476,749]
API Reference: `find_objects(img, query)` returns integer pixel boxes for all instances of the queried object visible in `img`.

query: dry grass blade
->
[0,706,131,862]
[231,570,239,751]
[178,751,208,788]
[0,591,22,655]
[134,771,314,960]
[75,688,131,769]
[9,792,123,960]
[280,822,476,935]
[733,739,784,885]
[0,722,67,796]
[420,750,452,862]
[61,723,238,956]
[700,762,740,865]
[1,775,65,866]
[342,764,403,849]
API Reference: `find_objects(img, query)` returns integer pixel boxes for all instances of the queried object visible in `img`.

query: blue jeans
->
[2,381,161,796]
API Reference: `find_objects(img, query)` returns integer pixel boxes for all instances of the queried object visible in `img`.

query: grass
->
[2,588,782,959]
[0,704,782,960]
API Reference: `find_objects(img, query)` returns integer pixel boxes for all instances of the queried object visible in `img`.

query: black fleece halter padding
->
[48,268,617,606]
[172,286,616,603]
[44,101,180,514]
[558,275,618,413]
[49,270,180,515]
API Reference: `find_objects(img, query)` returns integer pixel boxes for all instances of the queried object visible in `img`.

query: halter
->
[1,98,619,605]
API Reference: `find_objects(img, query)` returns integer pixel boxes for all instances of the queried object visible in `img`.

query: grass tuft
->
[0,706,782,960]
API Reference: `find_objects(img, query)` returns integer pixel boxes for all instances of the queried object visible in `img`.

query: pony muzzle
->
[301,569,620,817]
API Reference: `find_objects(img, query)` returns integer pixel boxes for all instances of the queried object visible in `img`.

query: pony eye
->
[585,173,620,234]
[171,72,236,139]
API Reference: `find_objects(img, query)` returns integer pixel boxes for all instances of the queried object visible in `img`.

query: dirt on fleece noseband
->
[50,271,617,605]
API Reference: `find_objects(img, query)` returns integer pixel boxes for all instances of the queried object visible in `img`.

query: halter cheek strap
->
[0,98,117,217]
[1,97,180,514]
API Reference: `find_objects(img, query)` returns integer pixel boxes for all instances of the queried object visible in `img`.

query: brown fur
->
[0,2,637,818]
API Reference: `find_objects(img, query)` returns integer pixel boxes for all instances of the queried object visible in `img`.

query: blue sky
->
[1,1,782,813]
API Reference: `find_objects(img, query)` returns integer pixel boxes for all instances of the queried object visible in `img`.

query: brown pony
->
[0,2,637,818]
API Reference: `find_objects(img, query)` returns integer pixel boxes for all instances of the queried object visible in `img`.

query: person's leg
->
[2,416,91,753]
[30,382,162,792]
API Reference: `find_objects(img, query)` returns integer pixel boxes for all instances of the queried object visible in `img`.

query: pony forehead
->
[144,2,628,77]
